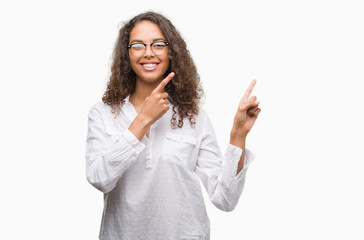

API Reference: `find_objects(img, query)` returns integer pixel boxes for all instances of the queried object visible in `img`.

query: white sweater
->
[86,96,255,240]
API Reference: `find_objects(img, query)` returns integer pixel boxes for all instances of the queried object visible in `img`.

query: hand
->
[232,79,261,137]
[138,72,175,125]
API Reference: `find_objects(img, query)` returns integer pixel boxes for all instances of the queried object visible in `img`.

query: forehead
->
[129,20,165,42]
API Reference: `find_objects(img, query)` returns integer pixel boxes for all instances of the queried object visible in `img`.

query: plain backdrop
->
[1,0,363,239]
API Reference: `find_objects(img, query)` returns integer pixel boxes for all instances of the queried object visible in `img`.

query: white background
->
[1,0,363,239]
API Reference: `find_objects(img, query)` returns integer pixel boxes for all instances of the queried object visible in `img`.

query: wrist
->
[230,128,247,148]
[230,126,249,139]
[128,114,152,141]
[135,114,152,129]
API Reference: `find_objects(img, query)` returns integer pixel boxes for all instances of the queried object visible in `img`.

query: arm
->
[86,106,145,193]
[86,73,175,192]
[230,79,261,174]
[195,113,255,212]
[195,80,261,211]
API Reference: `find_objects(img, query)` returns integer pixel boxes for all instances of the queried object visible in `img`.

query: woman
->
[86,11,261,240]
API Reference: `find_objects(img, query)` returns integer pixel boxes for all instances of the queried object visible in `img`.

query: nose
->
[144,44,154,58]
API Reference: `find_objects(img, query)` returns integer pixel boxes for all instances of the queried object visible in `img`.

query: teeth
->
[143,63,157,67]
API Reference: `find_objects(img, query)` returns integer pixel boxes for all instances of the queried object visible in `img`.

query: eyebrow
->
[130,38,166,44]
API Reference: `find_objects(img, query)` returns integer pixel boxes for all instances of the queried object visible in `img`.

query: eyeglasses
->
[128,41,169,57]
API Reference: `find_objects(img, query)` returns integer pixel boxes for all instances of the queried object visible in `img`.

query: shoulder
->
[195,107,209,123]
[87,101,115,122]
[194,107,216,133]
[89,101,120,116]
[87,101,124,136]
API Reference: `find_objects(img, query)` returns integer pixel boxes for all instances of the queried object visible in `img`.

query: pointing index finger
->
[154,72,175,93]
[242,79,257,100]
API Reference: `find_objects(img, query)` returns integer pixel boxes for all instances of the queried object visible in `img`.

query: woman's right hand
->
[138,72,175,125]
[128,72,175,141]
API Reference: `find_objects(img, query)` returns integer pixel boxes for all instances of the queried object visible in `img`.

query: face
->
[128,21,170,85]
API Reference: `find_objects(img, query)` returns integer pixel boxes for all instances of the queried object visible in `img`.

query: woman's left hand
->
[232,80,261,137]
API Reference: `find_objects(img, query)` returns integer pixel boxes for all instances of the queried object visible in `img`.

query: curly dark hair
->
[102,11,203,128]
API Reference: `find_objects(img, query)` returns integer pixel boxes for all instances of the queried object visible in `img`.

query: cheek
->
[162,56,170,70]
[129,56,139,71]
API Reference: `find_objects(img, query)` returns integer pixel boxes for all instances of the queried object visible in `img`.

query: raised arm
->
[194,81,262,211]
[230,80,261,174]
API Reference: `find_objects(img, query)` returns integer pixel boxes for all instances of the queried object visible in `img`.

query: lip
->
[139,62,159,71]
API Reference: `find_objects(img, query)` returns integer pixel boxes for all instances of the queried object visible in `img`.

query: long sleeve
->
[85,105,145,193]
[195,113,255,212]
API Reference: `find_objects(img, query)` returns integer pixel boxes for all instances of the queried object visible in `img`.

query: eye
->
[153,42,167,49]
[131,43,145,50]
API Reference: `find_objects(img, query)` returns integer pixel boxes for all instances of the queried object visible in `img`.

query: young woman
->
[86,11,261,240]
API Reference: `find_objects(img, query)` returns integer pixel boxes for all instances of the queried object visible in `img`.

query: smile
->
[140,63,159,71]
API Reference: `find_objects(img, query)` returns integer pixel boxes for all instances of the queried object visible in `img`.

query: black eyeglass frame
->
[127,41,170,55]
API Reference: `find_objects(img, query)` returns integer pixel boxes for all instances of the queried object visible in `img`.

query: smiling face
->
[128,20,170,86]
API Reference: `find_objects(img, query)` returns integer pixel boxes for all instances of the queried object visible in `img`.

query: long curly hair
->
[102,11,203,128]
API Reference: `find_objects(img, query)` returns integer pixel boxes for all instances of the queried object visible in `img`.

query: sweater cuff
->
[226,144,255,177]
[122,129,145,149]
